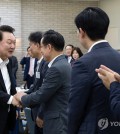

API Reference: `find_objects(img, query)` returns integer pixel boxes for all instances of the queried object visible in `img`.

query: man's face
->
[65,46,73,56]
[0,32,16,60]
[29,42,41,58]
[77,28,87,49]
[41,38,51,62]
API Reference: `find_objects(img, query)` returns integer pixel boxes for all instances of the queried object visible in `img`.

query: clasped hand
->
[11,91,27,108]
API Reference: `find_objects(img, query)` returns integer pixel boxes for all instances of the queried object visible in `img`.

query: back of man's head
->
[28,31,43,45]
[0,25,15,41]
[42,30,65,51]
[75,7,109,41]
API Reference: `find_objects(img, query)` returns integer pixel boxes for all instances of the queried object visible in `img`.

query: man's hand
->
[95,65,119,89]
[11,96,22,108]
[97,65,120,82]
[114,73,120,82]
[36,116,44,128]
[14,91,27,102]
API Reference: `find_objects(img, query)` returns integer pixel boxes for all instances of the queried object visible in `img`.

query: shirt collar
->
[0,58,9,66]
[68,56,72,63]
[48,54,63,68]
[88,40,108,52]
[37,56,43,64]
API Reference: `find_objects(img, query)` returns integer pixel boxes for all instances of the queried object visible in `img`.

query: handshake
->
[11,91,27,108]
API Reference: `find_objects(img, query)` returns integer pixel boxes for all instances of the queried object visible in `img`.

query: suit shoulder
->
[77,52,92,63]
[54,58,70,67]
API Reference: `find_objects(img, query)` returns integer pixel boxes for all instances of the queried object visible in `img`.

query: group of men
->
[1,6,120,134]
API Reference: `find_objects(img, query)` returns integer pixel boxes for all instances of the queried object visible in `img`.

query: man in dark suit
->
[96,65,120,120]
[68,7,120,134]
[15,30,71,134]
[26,31,48,134]
[65,44,74,63]
[20,47,38,88]
[0,25,19,134]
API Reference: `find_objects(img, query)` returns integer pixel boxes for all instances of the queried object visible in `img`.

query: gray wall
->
[0,0,98,85]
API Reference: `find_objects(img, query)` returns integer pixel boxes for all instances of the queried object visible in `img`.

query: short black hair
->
[71,47,83,58]
[0,25,15,41]
[75,7,109,41]
[28,31,43,45]
[42,30,65,51]
[65,44,74,49]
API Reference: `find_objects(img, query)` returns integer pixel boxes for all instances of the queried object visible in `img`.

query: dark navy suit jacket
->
[68,42,120,134]
[0,61,16,133]
[109,81,120,120]
[20,57,37,81]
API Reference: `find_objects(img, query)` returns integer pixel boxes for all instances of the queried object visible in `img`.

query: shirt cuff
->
[7,96,13,104]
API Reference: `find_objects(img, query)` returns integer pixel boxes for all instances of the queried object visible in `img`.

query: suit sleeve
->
[0,90,11,104]
[20,57,26,65]
[25,84,35,94]
[21,67,62,107]
[109,81,120,120]
[68,60,91,134]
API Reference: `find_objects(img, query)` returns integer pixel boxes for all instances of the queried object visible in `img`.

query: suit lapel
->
[0,62,16,94]
[38,59,45,72]
[34,58,38,72]
[7,63,12,81]
[32,59,44,91]
[0,69,7,92]
[7,63,16,95]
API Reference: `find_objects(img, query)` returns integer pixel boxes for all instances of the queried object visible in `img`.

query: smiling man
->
[25,31,48,134]
[15,30,71,134]
[0,25,19,134]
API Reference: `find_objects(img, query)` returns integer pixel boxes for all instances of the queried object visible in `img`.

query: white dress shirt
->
[28,57,35,76]
[0,58,13,104]
[68,56,72,63]
[88,40,108,52]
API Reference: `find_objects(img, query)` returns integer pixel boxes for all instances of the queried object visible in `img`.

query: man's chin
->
[8,54,13,58]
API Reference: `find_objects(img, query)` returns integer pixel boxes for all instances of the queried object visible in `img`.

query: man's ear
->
[79,28,85,38]
[48,44,52,51]
[36,43,40,48]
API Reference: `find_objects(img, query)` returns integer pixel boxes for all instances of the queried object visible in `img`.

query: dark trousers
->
[34,125,43,134]
[3,126,9,134]
[3,129,9,134]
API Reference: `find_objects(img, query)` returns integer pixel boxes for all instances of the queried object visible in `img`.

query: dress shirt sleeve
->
[7,95,13,104]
